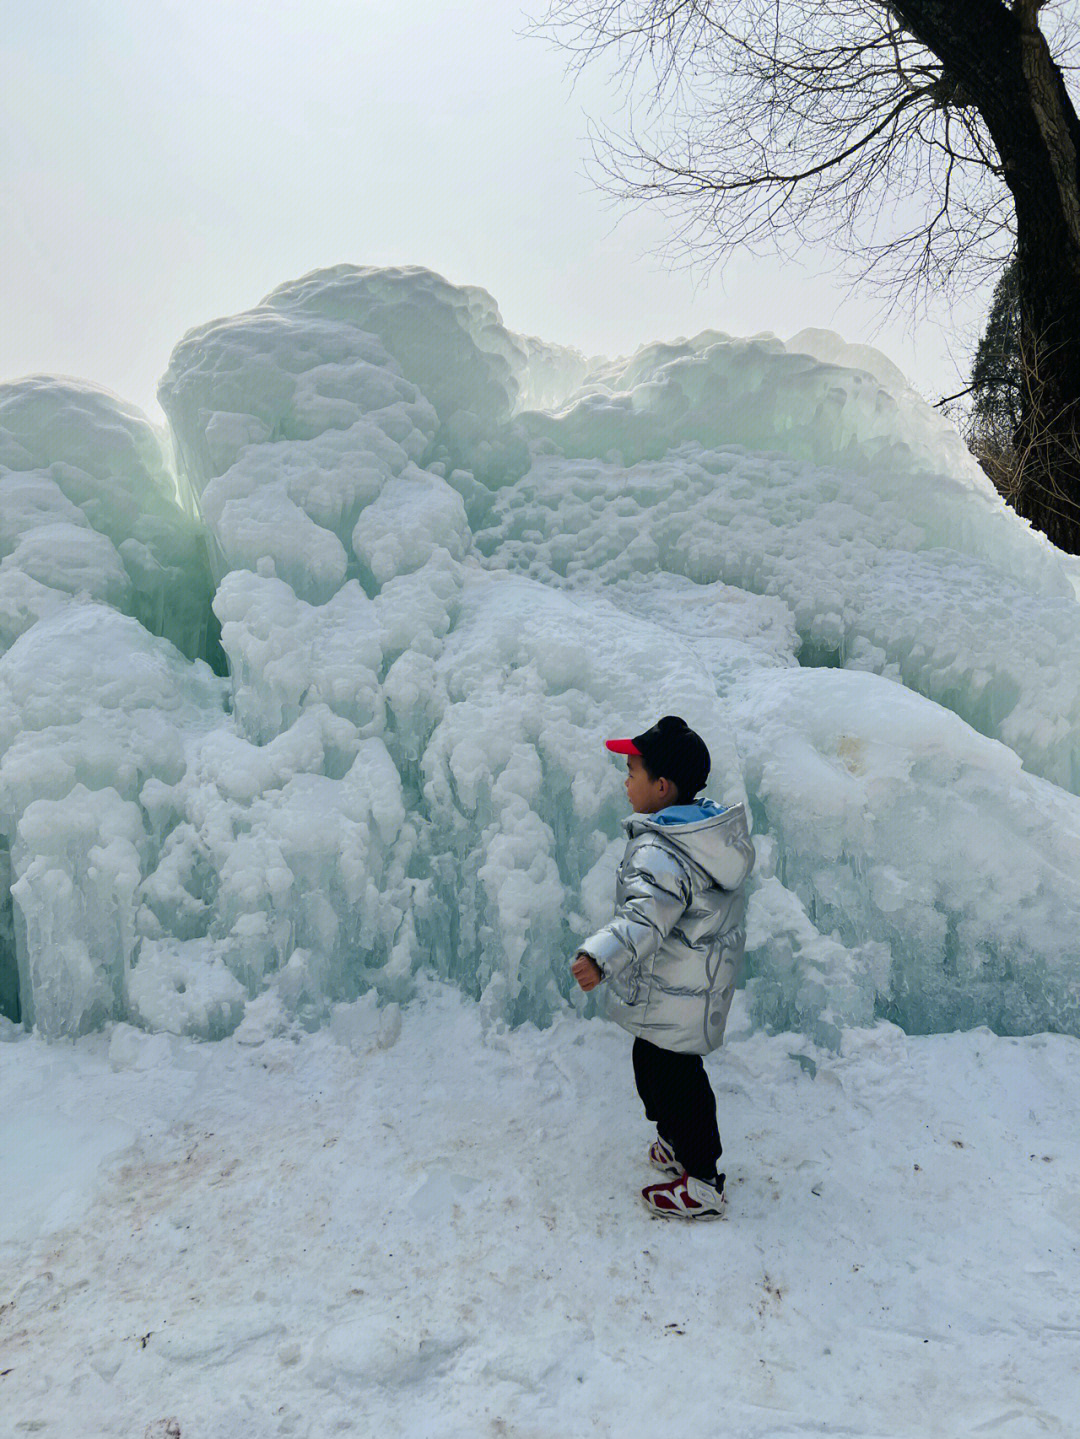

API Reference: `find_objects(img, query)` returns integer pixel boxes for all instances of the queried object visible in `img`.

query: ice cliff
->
[3,264,1080,1043]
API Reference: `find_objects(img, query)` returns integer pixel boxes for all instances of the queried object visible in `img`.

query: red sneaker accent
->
[641,1170,727,1220]
[648,1135,681,1175]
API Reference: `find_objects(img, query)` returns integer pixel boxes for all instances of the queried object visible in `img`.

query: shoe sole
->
[640,1193,727,1221]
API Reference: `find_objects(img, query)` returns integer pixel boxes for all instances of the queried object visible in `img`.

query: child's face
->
[624,754,676,813]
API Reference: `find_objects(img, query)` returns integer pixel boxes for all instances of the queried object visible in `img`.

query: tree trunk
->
[891,0,1080,552]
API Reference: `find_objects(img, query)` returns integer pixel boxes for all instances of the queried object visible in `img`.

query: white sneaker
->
[648,1135,682,1176]
[641,1170,727,1220]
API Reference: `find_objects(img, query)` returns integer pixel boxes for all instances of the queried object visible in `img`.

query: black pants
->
[632,1036,722,1182]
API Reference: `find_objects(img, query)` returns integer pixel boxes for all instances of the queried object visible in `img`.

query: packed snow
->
[4,261,1080,1436]
[3,984,1079,1437]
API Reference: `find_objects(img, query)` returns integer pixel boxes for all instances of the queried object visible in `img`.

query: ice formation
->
[0,378,222,666]
[3,264,1080,1043]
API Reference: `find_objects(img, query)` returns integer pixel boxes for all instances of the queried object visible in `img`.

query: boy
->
[572,715,755,1220]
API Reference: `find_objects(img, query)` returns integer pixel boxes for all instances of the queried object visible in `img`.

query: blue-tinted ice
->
[3,266,1080,1042]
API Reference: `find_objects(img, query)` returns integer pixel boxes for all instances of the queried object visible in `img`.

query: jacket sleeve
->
[578,840,692,986]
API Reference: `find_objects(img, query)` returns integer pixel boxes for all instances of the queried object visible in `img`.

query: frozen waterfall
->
[3,264,1080,1042]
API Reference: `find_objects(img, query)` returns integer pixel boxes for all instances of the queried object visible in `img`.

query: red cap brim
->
[605,738,642,755]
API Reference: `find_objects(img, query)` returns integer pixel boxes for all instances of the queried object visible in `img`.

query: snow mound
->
[3,263,1080,1044]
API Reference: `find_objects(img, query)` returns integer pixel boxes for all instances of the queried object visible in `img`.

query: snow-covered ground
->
[3,980,1078,1438]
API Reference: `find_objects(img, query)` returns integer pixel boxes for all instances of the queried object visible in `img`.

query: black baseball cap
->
[605,715,710,800]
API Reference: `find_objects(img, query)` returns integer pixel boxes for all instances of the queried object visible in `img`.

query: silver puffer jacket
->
[579,800,755,1055]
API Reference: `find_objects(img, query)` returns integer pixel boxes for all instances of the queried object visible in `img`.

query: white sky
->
[2,0,993,420]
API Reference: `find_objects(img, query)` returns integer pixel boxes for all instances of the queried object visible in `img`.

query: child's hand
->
[571,952,602,992]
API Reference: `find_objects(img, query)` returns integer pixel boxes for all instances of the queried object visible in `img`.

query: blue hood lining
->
[649,799,729,826]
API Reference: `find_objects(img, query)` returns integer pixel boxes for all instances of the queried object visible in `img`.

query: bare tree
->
[536,0,1080,552]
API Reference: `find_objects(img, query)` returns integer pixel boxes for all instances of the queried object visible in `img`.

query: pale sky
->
[3,0,992,421]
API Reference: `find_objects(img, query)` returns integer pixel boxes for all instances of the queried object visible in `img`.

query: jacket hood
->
[624,799,755,890]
